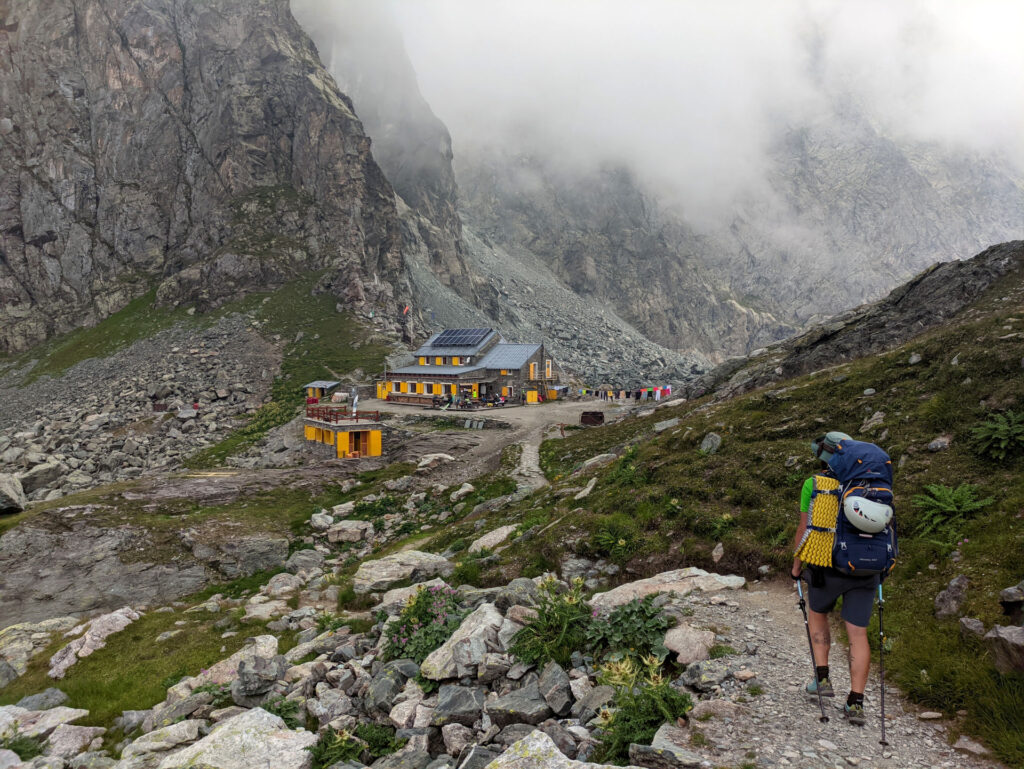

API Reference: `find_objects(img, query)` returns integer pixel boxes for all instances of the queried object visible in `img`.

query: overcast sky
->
[302,1,1024,220]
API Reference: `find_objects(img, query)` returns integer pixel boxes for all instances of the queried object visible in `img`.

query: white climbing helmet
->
[843,495,893,534]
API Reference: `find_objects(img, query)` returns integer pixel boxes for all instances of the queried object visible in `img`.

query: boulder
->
[16,688,69,710]
[367,660,418,717]
[14,706,90,738]
[999,580,1024,624]
[699,433,721,454]
[654,418,679,434]
[934,575,969,619]
[44,724,106,758]
[327,519,375,543]
[496,579,540,613]
[231,655,288,706]
[431,685,485,727]
[590,568,745,610]
[677,660,732,692]
[487,681,553,727]
[468,525,518,554]
[483,730,627,768]
[663,624,715,665]
[959,617,986,639]
[353,552,454,593]
[18,461,62,494]
[441,722,475,755]
[306,688,353,726]
[0,474,27,513]
[450,483,475,503]
[122,719,206,759]
[285,549,325,574]
[377,579,449,616]
[570,685,614,723]
[538,662,573,717]
[155,708,316,769]
[574,478,598,501]
[0,750,20,769]
[420,603,503,680]
[49,607,142,679]
[984,625,1024,674]
[263,573,303,598]
[309,513,334,531]
[0,661,16,688]
[628,723,704,768]
[166,635,278,701]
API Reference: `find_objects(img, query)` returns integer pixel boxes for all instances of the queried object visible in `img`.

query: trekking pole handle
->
[796,579,805,601]
[877,584,884,605]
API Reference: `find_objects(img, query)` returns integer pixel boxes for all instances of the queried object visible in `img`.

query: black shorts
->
[807,567,879,627]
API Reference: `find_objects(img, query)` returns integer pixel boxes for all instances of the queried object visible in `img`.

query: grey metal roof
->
[389,365,484,377]
[303,380,340,389]
[478,343,541,371]
[413,329,499,358]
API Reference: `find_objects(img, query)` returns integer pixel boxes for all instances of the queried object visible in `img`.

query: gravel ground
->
[674,581,1002,769]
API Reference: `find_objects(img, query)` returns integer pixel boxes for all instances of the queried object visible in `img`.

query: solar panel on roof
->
[433,328,491,347]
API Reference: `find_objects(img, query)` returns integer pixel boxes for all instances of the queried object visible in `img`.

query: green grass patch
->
[0,593,298,730]
[19,289,196,383]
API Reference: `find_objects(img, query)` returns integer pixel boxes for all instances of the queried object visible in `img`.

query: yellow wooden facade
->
[304,424,382,458]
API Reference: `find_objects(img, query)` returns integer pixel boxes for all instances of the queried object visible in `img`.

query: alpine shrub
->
[584,595,672,662]
[972,411,1024,461]
[591,523,641,563]
[911,484,993,540]
[306,727,362,768]
[0,734,44,761]
[191,682,233,708]
[509,578,592,668]
[382,585,465,664]
[263,695,303,729]
[353,723,406,759]
[591,656,693,764]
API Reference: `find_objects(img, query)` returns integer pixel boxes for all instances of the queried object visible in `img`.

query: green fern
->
[972,411,1024,461]
[911,484,993,539]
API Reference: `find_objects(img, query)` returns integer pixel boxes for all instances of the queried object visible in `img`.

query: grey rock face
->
[694,241,1024,399]
[934,575,970,619]
[537,662,573,717]
[432,685,486,727]
[699,433,722,455]
[487,681,554,727]
[16,688,68,711]
[0,475,27,514]
[0,0,409,354]
[231,655,288,706]
[677,660,732,691]
[984,625,1024,674]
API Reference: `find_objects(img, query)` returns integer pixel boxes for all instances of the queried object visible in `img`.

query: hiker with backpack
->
[791,431,898,730]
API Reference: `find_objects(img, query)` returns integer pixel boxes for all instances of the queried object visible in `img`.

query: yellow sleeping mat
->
[795,475,840,568]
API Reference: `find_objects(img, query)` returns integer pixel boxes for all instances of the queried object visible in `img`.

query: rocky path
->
[512,428,550,490]
[680,580,1001,769]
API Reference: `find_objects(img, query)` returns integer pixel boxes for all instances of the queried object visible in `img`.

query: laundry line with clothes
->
[577,384,672,402]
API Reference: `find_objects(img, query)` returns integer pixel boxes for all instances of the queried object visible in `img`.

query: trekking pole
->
[796,578,830,723]
[878,583,889,746]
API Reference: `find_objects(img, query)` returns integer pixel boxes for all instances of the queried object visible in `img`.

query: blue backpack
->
[826,439,898,577]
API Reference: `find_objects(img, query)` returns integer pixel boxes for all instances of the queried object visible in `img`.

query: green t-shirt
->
[800,477,815,513]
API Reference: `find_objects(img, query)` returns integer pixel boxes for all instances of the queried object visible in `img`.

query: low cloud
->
[298,0,1024,222]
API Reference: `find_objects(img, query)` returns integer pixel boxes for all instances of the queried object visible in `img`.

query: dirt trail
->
[375,399,621,487]
[680,579,1002,769]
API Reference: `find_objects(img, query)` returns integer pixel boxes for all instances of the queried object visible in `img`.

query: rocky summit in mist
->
[2,0,1023,378]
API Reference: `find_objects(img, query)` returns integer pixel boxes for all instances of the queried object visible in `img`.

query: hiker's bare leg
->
[808,608,831,667]
[846,621,870,693]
